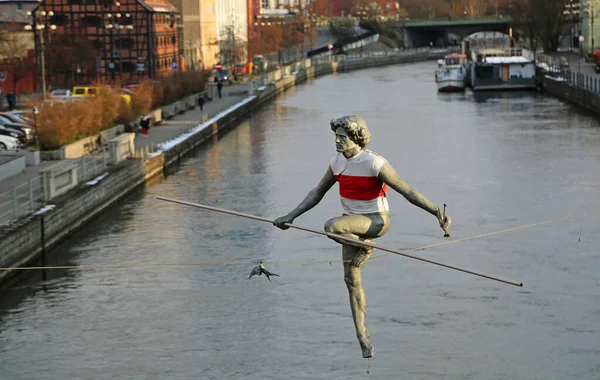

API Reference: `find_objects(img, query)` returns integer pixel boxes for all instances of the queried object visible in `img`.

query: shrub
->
[32,71,210,150]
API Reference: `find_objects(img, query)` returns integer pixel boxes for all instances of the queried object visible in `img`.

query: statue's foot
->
[351,248,372,267]
[359,335,375,358]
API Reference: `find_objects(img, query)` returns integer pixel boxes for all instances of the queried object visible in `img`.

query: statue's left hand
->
[273,214,294,230]
[436,206,451,236]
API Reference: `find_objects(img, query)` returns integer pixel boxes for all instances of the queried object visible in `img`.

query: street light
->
[32,106,39,150]
[24,10,56,100]
[579,34,585,72]
[106,12,133,83]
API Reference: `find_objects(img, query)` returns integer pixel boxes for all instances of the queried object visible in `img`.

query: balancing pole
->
[156,196,523,288]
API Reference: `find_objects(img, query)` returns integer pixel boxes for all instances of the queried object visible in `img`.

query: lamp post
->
[106,12,133,84]
[25,10,56,100]
[579,34,585,72]
[32,106,39,150]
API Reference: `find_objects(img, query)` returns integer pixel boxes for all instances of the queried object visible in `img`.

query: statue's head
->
[330,115,371,148]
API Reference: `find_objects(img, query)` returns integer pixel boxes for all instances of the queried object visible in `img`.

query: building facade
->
[30,0,180,86]
[215,0,247,67]
[199,0,218,69]
[580,0,598,54]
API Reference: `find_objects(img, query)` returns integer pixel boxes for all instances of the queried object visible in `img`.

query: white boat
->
[435,54,467,92]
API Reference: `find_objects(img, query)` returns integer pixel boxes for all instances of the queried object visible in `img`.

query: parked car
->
[234,63,248,74]
[50,89,72,98]
[0,112,33,126]
[0,116,32,132]
[72,86,132,105]
[0,134,20,150]
[0,119,32,143]
[214,69,232,84]
[0,126,26,145]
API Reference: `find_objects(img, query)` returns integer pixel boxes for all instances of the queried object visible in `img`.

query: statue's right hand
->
[273,215,294,230]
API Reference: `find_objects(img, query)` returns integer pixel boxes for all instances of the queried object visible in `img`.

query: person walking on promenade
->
[6,90,16,110]
[139,114,150,137]
[217,81,223,99]
[273,115,451,359]
[198,94,205,111]
[0,89,4,110]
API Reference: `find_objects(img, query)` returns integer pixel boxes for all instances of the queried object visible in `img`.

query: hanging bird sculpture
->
[248,261,279,282]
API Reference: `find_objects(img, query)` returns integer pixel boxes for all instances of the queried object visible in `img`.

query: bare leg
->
[344,244,374,358]
[323,213,390,358]
[324,213,390,267]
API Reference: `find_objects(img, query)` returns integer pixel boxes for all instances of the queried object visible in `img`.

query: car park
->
[0,134,20,150]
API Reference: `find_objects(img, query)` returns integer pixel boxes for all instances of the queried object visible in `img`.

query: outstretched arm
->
[378,162,450,231]
[273,167,336,229]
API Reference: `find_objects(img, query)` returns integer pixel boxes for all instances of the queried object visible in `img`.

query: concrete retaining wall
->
[0,53,440,286]
[542,76,600,115]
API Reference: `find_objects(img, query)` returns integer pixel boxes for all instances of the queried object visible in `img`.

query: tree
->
[508,0,569,52]
[0,31,35,93]
[312,0,334,17]
[248,24,283,57]
[220,24,248,69]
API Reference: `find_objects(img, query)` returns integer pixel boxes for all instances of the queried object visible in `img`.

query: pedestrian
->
[217,81,223,99]
[6,90,16,111]
[139,114,150,137]
[0,89,4,110]
[273,115,451,359]
[198,94,205,111]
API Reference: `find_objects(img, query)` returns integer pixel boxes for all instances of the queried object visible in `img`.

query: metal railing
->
[0,175,45,227]
[0,145,112,226]
[541,64,600,95]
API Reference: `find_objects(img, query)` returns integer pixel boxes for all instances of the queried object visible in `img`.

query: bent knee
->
[324,218,338,234]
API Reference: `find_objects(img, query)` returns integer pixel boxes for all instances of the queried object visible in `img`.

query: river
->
[1,62,600,379]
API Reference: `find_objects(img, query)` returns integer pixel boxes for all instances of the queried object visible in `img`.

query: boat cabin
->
[468,48,536,91]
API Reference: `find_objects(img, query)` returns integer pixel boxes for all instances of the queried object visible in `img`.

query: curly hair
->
[330,115,371,148]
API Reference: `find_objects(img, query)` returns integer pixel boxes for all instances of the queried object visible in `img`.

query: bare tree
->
[509,0,569,52]
[0,31,35,92]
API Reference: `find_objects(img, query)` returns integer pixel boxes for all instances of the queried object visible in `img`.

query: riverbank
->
[0,50,447,286]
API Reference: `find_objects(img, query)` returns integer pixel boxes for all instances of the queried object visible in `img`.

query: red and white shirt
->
[330,149,389,215]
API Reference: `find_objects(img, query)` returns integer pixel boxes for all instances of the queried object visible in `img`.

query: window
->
[93,39,104,49]
[50,14,68,26]
[68,0,82,5]
[80,16,102,27]
[16,3,23,10]
[121,15,133,25]
[171,36,176,45]
[116,38,134,49]
[88,88,97,95]
[121,62,135,72]
[261,0,268,8]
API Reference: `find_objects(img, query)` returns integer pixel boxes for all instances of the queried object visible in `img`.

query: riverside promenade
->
[0,82,249,224]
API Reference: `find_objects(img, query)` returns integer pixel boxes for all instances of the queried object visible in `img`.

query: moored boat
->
[435,53,467,92]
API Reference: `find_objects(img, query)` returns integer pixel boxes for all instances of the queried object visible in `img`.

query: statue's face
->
[335,127,360,157]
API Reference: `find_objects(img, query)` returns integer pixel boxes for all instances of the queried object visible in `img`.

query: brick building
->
[30,0,180,86]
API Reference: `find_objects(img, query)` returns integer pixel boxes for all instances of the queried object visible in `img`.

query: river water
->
[2,62,600,379]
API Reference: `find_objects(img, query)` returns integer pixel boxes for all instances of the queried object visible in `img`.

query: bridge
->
[402,17,514,48]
